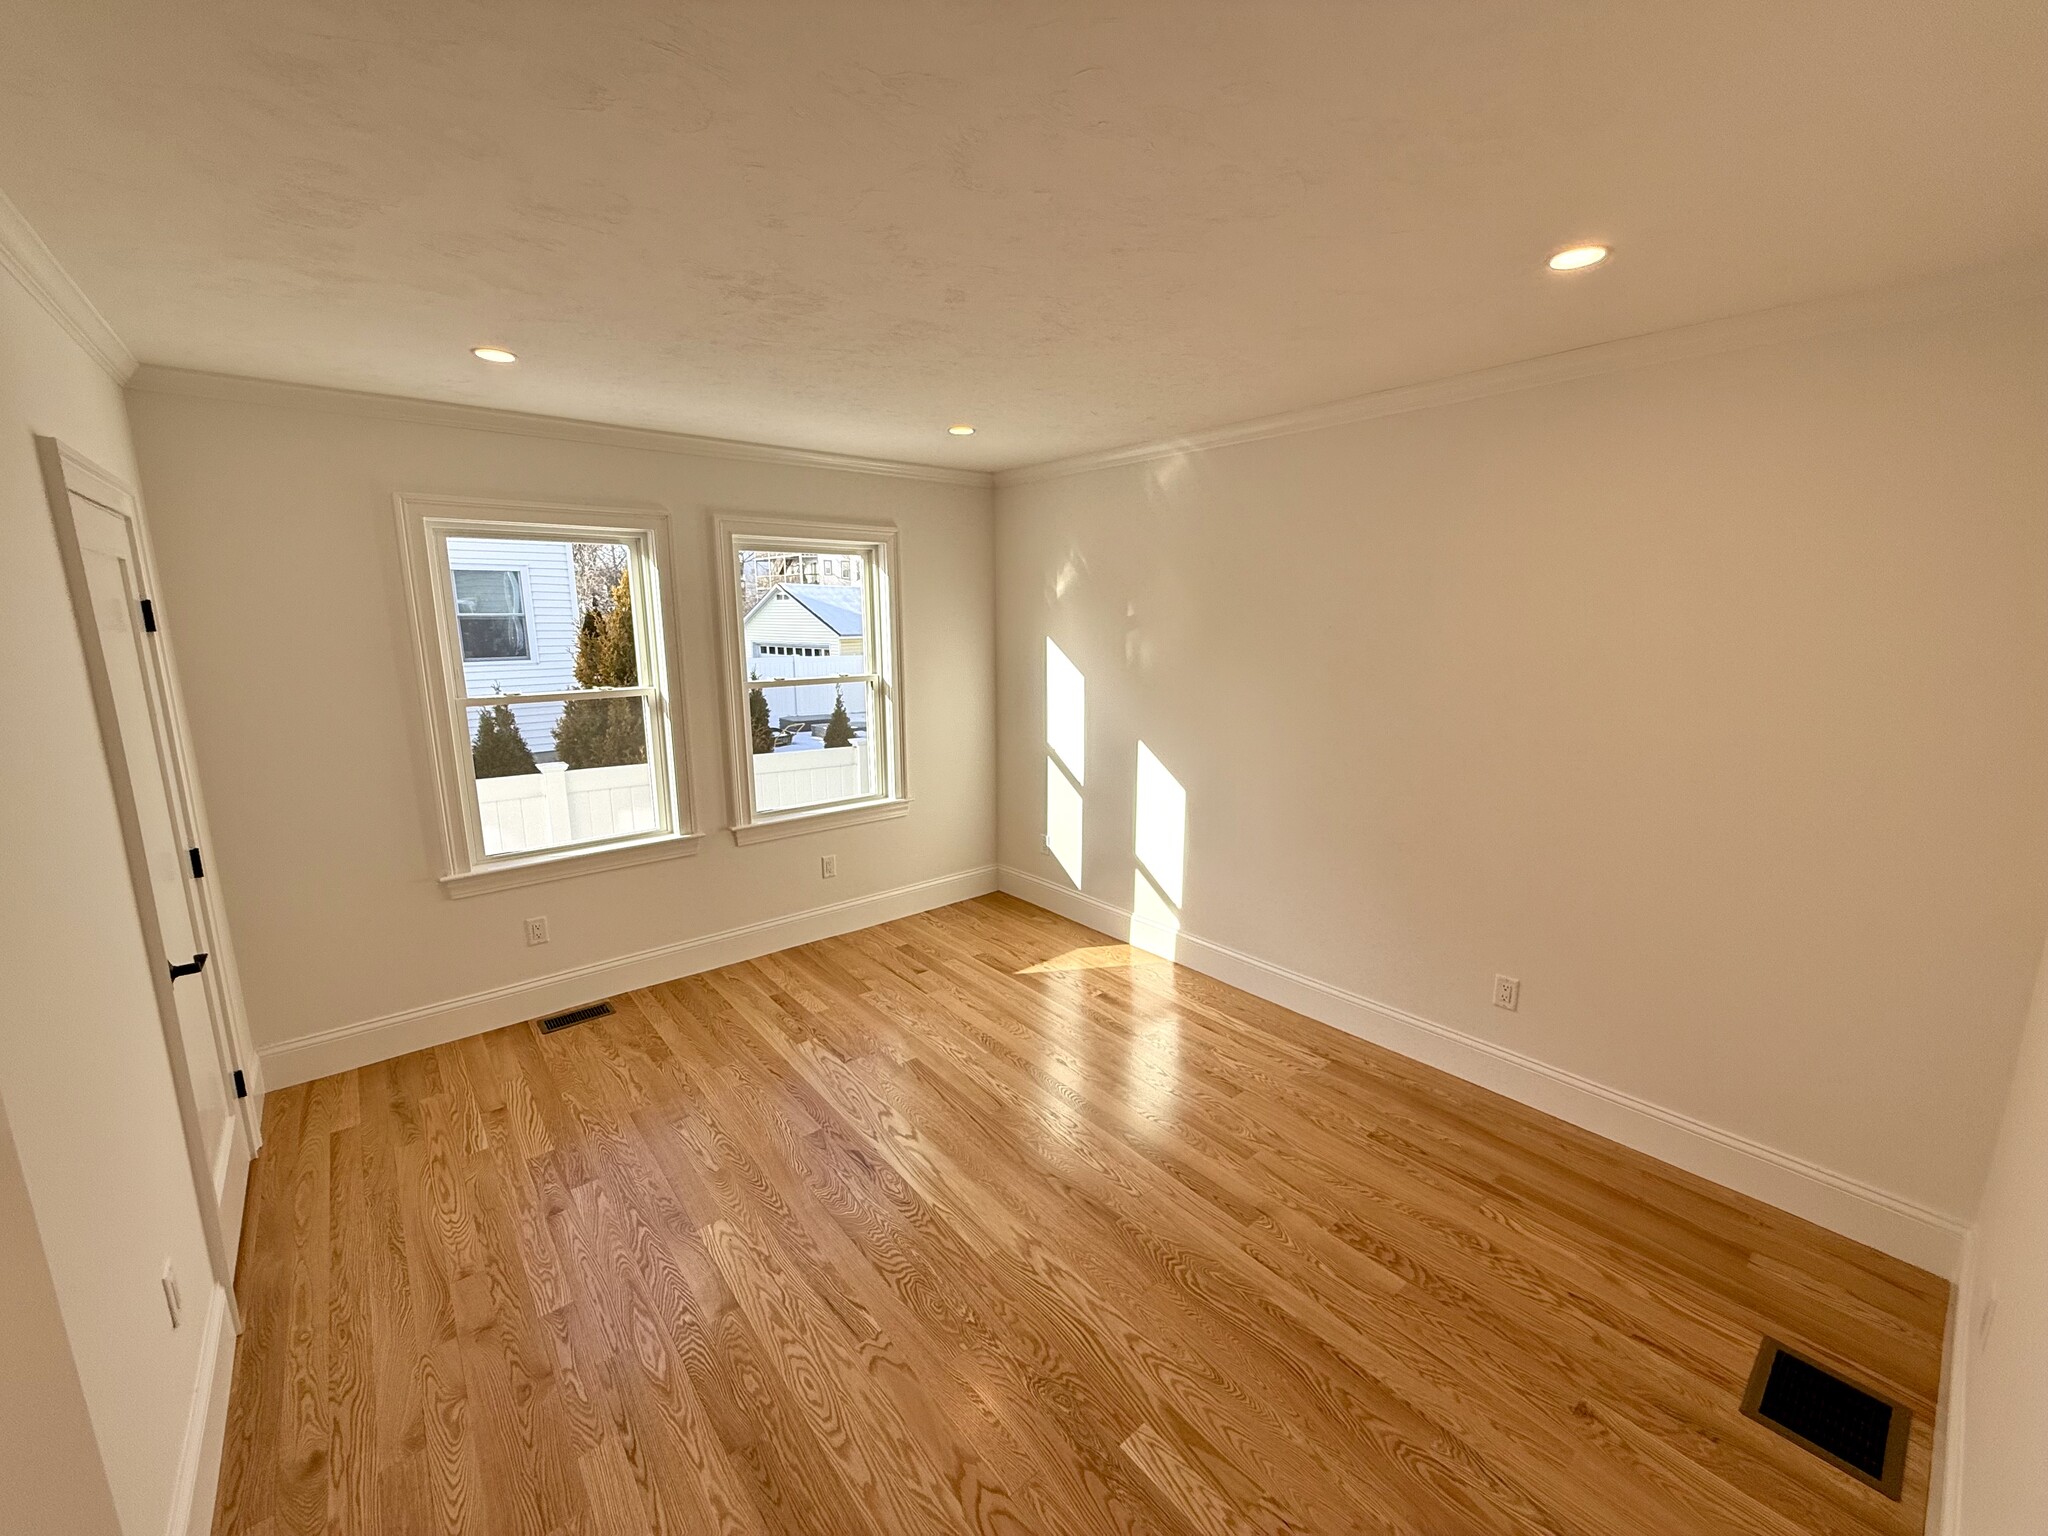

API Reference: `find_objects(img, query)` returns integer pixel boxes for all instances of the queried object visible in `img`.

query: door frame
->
[36,435,260,1317]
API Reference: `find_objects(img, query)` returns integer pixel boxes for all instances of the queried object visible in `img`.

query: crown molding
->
[0,187,137,382]
[996,257,2048,488]
[125,365,995,490]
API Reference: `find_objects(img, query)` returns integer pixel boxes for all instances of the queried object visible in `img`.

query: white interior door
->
[43,443,254,1298]
[73,494,240,1165]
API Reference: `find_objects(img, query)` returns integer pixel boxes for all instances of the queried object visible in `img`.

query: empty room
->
[4,4,2047,1534]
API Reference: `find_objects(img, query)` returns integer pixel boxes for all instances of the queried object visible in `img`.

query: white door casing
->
[37,437,257,1308]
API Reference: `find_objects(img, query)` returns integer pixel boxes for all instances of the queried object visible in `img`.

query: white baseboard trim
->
[1927,1226,1977,1534]
[259,866,1000,1087]
[997,865,1969,1277]
[167,1283,234,1536]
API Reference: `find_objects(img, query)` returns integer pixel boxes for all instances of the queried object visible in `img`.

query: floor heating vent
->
[538,1000,615,1034]
[1740,1338,1909,1499]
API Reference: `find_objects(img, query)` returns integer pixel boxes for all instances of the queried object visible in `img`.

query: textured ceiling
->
[2,1,2043,470]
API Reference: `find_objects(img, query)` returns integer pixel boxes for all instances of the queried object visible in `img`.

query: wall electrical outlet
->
[1492,974,1521,1011]
[525,916,550,947]
[161,1261,183,1329]
[820,854,838,879]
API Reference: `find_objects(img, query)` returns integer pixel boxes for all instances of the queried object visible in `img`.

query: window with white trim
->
[717,518,906,841]
[396,496,696,892]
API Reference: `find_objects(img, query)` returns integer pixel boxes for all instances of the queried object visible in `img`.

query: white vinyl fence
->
[751,741,872,812]
[476,762,657,854]
[476,743,875,852]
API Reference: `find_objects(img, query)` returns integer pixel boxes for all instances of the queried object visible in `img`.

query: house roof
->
[769,583,864,637]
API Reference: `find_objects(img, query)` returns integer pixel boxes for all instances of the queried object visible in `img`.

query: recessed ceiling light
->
[1547,244,1611,272]
[472,346,518,363]
[948,424,976,436]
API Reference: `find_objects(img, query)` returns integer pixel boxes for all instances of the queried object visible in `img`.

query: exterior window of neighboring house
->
[453,568,530,659]
[395,496,697,892]
[717,517,906,842]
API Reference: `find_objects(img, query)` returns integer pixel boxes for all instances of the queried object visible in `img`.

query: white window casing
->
[394,494,700,894]
[713,515,909,844]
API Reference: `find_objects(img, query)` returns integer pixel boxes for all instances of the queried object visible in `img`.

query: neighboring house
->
[743,581,865,659]
[742,582,867,738]
[448,535,581,759]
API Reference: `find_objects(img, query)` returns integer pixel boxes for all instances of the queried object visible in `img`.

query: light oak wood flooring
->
[213,893,1948,1536]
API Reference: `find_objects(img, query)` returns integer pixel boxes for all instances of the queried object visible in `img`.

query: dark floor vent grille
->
[1741,1338,1908,1499]
[538,1000,615,1034]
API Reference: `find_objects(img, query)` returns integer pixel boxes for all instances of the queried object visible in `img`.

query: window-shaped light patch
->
[1046,760,1084,887]
[1132,742,1186,959]
[1046,638,1085,784]
[1044,637,1086,887]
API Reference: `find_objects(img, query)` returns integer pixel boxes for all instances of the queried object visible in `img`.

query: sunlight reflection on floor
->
[1016,943,1173,975]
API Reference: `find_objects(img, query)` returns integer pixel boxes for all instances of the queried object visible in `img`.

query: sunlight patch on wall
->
[1044,637,1087,887]
[1046,638,1086,784]
[1131,868,1180,961]
[1046,760,1084,887]
[1134,742,1185,906]
[1131,742,1187,960]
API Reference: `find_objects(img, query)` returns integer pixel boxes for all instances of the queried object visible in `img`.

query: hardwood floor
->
[213,894,1948,1536]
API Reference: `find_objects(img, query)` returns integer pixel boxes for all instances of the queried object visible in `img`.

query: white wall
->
[1954,928,2048,1532]
[0,255,222,1533]
[125,382,995,1074]
[995,299,2048,1237]
[0,1097,122,1536]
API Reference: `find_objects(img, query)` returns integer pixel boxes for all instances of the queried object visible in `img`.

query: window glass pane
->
[453,568,522,616]
[738,549,867,665]
[447,535,639,694]
[730,536,890,822]
[467,702,659,856]
[748,682,876,813]
[551,693,646,769]
[458,615,529,659]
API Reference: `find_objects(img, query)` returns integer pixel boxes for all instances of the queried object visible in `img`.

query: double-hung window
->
[396,495,696,893]
[715,517,907,842]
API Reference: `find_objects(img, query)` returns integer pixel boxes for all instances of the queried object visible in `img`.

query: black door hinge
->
[188,847,205,879]
[168,952,208,981]
[232,1069,248,1100]
[140,598,158,632]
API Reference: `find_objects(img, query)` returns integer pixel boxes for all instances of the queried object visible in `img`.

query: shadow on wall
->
[1042,634,1189,963]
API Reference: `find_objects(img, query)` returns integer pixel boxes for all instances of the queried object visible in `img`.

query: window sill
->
[440,831,702,898]
[730,798,910,846]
